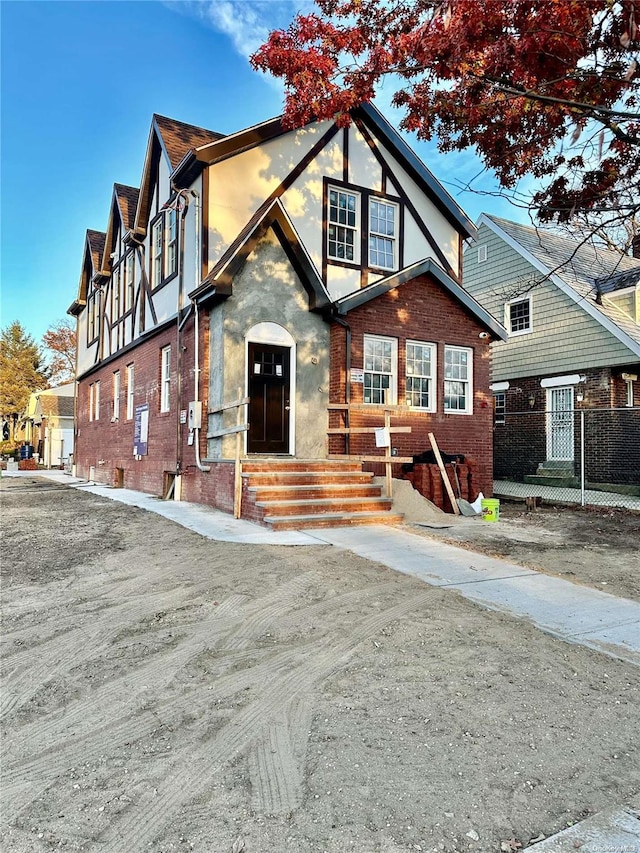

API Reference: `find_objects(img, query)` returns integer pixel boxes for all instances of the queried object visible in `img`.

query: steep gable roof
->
[115,183,139,232]
[68,230,106,314]
[479,214,640,356]
[191,199,331,312]
[336,258,507,340]
[173,102,475,241]
[101,184,140,272]
[36,394,75,420]
[134,115,224,236]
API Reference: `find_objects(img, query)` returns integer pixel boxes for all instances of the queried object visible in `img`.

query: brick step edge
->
[264,512,405,530]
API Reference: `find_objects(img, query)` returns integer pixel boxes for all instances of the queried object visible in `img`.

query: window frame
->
[363,334,398,405]
[494,391,506,425]
[368,196,399,271]
[477,244,488,263]
[443,345,473,415]
[89,383,94,422]
[160,346,171,413]
[165,209,177,279]
[150,216,164,289]
[505,295,533,336]
[124,251,135,314]
[126,364,135,420]
[87,288,100,345]
[405,340,437,411]
[113,371,121,421]
[327,186,360,265]
[94,380,100,421]
[625,378,635,407]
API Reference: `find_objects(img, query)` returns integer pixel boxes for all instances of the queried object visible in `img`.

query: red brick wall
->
[75,313,231,503]
[329,274,495,498]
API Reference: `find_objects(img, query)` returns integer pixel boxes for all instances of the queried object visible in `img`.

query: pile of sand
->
[373,477,460,526]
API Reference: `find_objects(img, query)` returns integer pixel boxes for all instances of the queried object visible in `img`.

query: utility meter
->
[187,401,202,430]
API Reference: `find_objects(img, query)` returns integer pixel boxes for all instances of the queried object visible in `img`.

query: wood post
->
[428,432,460,515]
[234,387,243,519]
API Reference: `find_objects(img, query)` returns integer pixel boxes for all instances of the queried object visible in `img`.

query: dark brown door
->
[248,343,290,454]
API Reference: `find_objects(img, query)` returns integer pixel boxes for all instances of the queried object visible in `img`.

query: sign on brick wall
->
[134,403,149,456]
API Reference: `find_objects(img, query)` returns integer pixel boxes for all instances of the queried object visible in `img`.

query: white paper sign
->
[350,368,364,384]
[375,427,390,447]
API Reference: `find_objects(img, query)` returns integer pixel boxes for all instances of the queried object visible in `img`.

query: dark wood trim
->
[343,127,349,183]
[353,116,458,280]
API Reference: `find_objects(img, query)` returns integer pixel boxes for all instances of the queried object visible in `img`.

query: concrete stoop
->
[527,806,640,852]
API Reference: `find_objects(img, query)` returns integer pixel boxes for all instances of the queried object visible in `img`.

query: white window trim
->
[124,252,134,313]
[368,197,399,271]
[477,244,487,263]
[113,371,120,421]
[443,344,473,415]
[151,219,163,288]
[160,346,171,413]
[505,294,533,336]
[494,391,506,425]
[327,186,361,265]
[89,383,94,422]
[405,340,437,411]
[126,364,135,420]
[363,334,398,405]
[94,380,100,421]
[165,209,177,279]
[625,378,635,407]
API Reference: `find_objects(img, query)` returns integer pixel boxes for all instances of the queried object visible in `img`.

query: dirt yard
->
[1,477,639,853]
[406,500,640,602]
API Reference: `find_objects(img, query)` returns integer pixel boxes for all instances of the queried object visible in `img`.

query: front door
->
[546,386,574,461]
[248,343,290,454]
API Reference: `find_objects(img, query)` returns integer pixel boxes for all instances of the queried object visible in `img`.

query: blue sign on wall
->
[133,403,149,456]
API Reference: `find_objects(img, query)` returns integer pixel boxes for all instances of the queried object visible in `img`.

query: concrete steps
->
[241,459,403,530]
[524,460,579,488]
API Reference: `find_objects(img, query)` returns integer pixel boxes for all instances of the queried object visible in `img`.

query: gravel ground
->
[1,477,639,853]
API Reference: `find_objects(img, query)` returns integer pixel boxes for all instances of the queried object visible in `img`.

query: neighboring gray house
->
[21,382,75,468]
[463,215,640,489]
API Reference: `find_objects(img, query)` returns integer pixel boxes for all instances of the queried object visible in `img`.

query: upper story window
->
[112,265,121,320]
[87,288,100,344]
[444,345,473,414]
[363,334,397,405]
[150,210,178,289]
[405,341,436,410]
[369,199,397,270]
[326,181,401,274]
[124,252,134,313]
[506,295,532,335]
[328,188,359,263]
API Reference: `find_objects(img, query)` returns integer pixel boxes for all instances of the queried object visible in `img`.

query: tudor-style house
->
[69,105,506,527]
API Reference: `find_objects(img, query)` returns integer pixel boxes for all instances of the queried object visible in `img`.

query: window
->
[405,341,436,410]
[112,265,121,320]
[124,252,134,313]
[369,199,398,270]
[89,383,94,422]
[328,188,359,263]
[92,380,100,421]
[506,296,532,335]
[126,364,134,420]
[363,335,397,404]
[151,219,163,287]
[494,392,506,425]
[444,345,472,414]
[87,289,100,343]
[166,209,177,278]
[477,245,488,263]
[160,346,171,412]
[113,371,121,421]
[626,378,635,407]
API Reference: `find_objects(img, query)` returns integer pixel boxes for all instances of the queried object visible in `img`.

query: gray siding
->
[464,223,637,381]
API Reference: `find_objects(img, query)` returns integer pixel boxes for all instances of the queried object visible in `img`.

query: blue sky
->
[1,0,524,345]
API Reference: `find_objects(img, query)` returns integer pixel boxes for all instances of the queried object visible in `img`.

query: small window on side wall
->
[494,392,506,424]
[506,295,532,335]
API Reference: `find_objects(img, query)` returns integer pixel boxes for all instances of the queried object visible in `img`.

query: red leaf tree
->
[252,0,639,226]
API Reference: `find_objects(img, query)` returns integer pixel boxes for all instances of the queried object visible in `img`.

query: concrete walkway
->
[5,469,640,669]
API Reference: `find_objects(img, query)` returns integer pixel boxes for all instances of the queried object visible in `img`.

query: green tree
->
[0,321,50,440]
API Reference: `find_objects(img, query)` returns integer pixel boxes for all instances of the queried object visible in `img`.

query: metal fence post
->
[580,410,585,507]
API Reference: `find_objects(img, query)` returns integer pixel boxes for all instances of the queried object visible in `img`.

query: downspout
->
[175,196,189,481]
[193,298,210,472]
[332,312,352,456]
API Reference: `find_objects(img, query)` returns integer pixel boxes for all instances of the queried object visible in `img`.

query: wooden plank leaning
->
[428,432,460,515]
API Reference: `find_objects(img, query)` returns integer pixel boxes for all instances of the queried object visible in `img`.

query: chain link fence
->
[493,407,640,511]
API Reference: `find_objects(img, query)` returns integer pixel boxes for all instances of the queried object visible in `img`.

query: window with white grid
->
[444,345,472,414]
[506,295,532,335]
[327,188,359,263]
[151,219,163,288]
[405,341,436,410]
[368,199,397,270]
[363,335,397,405]
[166,209,177,278]
[126,364,134,420]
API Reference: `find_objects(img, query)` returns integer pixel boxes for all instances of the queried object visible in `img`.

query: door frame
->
[245,322,296,455]
[546,385,575,461]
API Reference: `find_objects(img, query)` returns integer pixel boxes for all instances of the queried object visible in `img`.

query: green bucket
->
[481,498,500,522]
